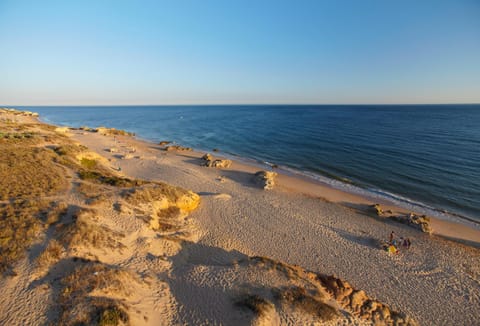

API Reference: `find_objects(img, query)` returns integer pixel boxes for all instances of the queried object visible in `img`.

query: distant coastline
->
[27,104,480,225]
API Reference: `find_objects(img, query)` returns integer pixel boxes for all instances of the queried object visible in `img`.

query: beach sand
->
[70,128,480,324]
[1,110,479,325]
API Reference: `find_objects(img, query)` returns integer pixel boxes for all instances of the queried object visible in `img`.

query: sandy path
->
[70,131,480,326]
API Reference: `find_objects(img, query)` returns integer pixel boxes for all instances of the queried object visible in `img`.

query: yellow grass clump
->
[0,200,64,273]
[59,262,132,325]
[37,239,64,268]
[0,146,68,200]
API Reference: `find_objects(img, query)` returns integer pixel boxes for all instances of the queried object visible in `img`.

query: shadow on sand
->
[165,241,254,325]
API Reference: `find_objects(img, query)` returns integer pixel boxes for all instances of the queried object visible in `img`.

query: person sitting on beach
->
[388,244,397,255]
[406,238,411,249]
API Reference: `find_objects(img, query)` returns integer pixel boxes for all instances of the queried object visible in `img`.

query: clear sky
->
[0,0,479,105]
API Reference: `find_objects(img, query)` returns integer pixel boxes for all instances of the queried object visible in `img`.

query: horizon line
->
[3,102,480,107]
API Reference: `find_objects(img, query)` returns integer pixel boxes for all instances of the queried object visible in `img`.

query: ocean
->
[23,105,480,224]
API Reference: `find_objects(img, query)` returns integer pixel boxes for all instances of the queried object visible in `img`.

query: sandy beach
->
[1,109,479,325]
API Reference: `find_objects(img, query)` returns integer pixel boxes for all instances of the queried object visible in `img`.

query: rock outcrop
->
[370,204,383,216]
[165,145,192,152]
[158,140,171,146]
[316,274,418,325]
[201,153,232,168]
[120,183,200,232]
[254,171,277,190]
[95,127,135,136]
[394,213,433,234]
[0,108,38,116]
[201,153,212,161]
[55,127,70,133]
[367,204,432,234]
[206,159,232,168]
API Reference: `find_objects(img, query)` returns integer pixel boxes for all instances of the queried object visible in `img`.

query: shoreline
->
[220,151,480,229]
[19,110,480,245]
[40,114,480,231]
[97,128,480,248]
[34,105,480,226]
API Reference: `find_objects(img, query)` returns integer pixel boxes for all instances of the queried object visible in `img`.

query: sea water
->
[25,105,480,224]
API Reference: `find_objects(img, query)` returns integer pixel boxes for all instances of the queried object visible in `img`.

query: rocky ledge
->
[254,171,277,190]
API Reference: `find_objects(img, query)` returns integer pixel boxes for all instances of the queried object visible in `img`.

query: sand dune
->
[1,109,479,325]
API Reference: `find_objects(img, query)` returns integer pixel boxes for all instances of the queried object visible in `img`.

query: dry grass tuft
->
[37,239,64,268]
[250,256,306,284]
[78,170,146,187]
[0,146,68,200]
[57,208,125,251]
[43,201,69,225]
[53,144,88,157]
[61,262,133,303]
[0,199,55,273]
[122,183,188,205]
[80,157,98,169]
[0,131,36,141]
[59,262,131,325]
[236,294,275,317]
[99,305,129,326]
[77,182,112,206]
[274,286,339,321]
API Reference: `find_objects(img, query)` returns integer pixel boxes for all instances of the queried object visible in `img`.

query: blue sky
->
[0,0,479,105]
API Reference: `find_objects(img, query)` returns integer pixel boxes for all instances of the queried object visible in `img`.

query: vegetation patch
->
[43,201,69,225]
[96,127,135,136]
[81,157,98,169]
[57,209,125,251]
[0,199,53,273]
[59,262,131,325]
[122,183,187,205]
[273,286,339,321]
[37,239,64,268]
[78,171,146,187]
[53,144,87,157]
[77,182,112,206]
[0,146,68,200]
[236,294,275,317]
[99,306,129,326]
[0,131,35,140]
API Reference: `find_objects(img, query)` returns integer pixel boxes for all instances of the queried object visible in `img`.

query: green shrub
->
[81,157,97,169]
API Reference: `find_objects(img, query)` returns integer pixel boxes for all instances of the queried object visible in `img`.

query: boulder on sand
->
[201,153,212,161]
[369,204,383,216]
[165,145,192,152]
[55,126,70,133]
[406,213,433,234]
[158,140,171,146]
[201,153,231,168]
[254,171,277,190]
[205,159,232,168]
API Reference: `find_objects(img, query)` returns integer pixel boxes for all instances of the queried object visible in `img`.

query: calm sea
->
[24,105,480,224]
